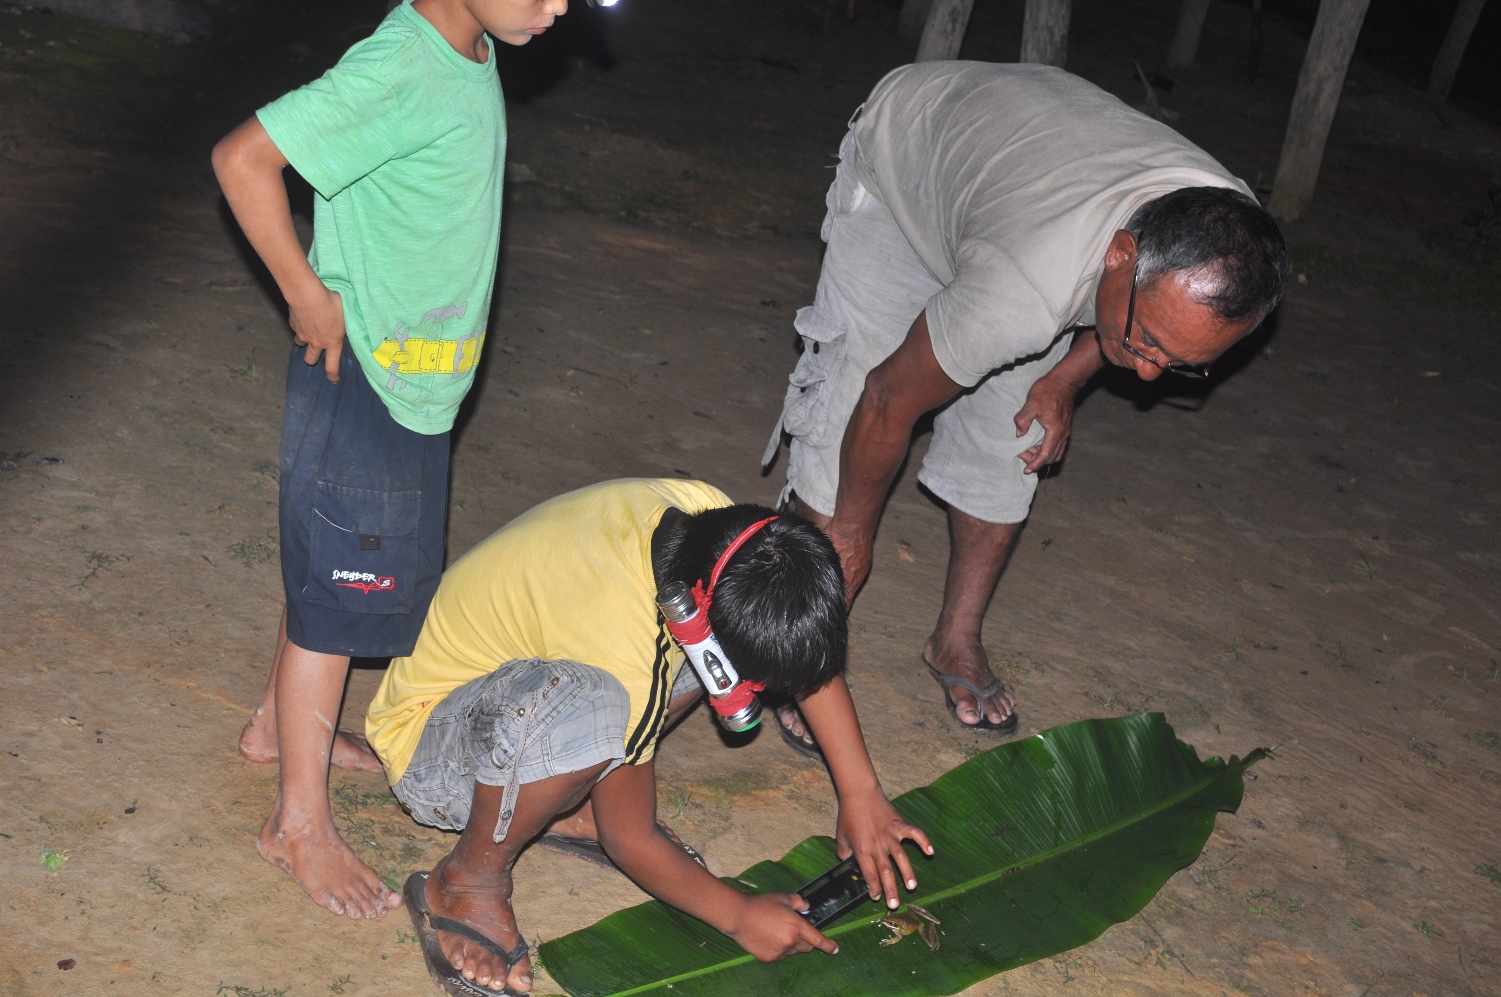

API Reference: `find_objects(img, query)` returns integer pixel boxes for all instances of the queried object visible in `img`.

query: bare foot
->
[240,716,384,773]
[774,702,820,754]
[257,801,402,919]
[426,857,532,994]
[544,798,598,840]
[922,638,1016,728]
[542,801,696,859]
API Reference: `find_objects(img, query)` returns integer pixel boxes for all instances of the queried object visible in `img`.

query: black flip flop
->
[924,656,1019,736]
[775,704,825,761]
[534,820,706,873]
[404,871,530,997]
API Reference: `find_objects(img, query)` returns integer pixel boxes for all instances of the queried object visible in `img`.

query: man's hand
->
[724,893,839,961]
[823,518,873,609]
[1013,371,1077,474]
[289,284,347,383]
[835,787,933,910]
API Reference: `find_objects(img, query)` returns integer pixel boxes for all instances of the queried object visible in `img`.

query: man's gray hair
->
[1126,187,1289,323]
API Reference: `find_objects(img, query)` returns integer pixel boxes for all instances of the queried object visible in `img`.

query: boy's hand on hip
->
[289,285,347,383]
[726,893,838,961]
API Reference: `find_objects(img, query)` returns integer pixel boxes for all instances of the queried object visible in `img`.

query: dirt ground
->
[3,1,1500,995]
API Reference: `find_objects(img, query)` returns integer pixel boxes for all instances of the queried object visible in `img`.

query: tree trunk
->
[1167,0,1211,68]
[900,0,934,40]
[1019,0,1071,68]
[1268,0,1372,222]
[1428,0,1487,104]
[915,0,976,62]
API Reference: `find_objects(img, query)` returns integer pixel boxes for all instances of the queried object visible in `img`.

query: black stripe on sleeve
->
[624,617,673,764]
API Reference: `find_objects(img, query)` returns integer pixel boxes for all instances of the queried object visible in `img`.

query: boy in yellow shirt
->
[367,479,931,994]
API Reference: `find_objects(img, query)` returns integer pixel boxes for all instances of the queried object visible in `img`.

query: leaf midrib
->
[598,756,1234,997]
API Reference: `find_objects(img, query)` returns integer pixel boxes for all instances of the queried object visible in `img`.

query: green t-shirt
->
[257,1,505,434]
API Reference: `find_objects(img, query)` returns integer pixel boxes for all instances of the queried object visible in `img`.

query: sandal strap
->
[925,658,1005,704]
[424,912,529,966]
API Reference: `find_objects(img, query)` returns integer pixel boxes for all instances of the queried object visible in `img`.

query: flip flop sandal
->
[534,819,706,873]
[923,656,1020,736]
[404,871,530,997]
[775,704,825,761]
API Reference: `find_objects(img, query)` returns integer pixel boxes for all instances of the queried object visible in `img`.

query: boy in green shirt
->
[212,0,566,920]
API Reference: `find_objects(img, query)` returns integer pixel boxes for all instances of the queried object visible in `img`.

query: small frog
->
[876,903,941,951]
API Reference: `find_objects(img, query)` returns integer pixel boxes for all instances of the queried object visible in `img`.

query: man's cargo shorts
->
[278,345,449,658]
[761,126,1071,526]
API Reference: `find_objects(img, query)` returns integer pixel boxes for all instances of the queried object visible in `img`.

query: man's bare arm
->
[828,310,963,601]
[212,117,346,382]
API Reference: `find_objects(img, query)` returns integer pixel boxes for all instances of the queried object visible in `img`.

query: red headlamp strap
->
[689,516,778,613]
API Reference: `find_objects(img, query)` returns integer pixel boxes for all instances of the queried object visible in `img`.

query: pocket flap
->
[793,305,845,344]
[313,482,421,537]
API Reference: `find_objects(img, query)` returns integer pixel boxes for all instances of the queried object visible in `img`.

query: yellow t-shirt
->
[366,478,732,783]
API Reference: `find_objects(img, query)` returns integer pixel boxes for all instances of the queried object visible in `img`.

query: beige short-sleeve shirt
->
[850,61,1253,387]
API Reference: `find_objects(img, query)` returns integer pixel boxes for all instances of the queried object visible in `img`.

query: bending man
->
[763,62,1287,745]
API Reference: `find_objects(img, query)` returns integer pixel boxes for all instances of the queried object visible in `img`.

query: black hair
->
[656,504,846,697]
[1126,186,1289,323]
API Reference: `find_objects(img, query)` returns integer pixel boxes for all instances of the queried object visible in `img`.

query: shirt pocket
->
[305,481,422,615]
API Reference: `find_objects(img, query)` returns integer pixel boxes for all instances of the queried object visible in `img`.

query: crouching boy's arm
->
[799,675,934,910]
[211,117,346,382]
[592,760,840,961]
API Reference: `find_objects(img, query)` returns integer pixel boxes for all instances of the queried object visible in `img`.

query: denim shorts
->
[279,345,450,658]
[393,661,703,839]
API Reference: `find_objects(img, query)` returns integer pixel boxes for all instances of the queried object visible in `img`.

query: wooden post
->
[1167,0,1211,68]
[899,0,934,39]
[915,0,976,62]
[1019,0,1071,68]
[1267,0,1372,222]
[1428,0,1487,104]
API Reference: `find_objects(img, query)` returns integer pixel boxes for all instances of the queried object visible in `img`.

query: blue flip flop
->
[924,656,1019,736]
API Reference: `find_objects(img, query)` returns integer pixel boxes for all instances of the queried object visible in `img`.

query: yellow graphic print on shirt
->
[371,301,485,391]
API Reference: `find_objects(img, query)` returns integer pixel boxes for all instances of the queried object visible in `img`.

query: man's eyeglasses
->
[1120,266,1211,380]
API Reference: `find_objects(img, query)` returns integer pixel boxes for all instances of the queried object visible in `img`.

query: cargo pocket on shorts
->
[305,481,421,615]
[780,306,849,449]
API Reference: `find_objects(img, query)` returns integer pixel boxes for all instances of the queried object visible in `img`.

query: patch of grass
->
[1407,737,1442,766]
[698,769,779,798]
[40,845,66,871]
[328,974,353,995]
[667,786,693,820]
[1358,554,1377,581]
[1245,889,1302,929]
[1414,919,1444,939]
[1346,915,1364,931]
[145,865,169,893]
[227,349,259,382]
[74,548,129,588]
[1476,863,1501,887]
[227,535,278,568]
[396,930,419,945]
[1397,797,1421,812]
[216,985,292,997]
[1466,731,1501,754]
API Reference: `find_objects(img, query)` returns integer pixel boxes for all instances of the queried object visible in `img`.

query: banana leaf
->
[540,713,1267,997]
